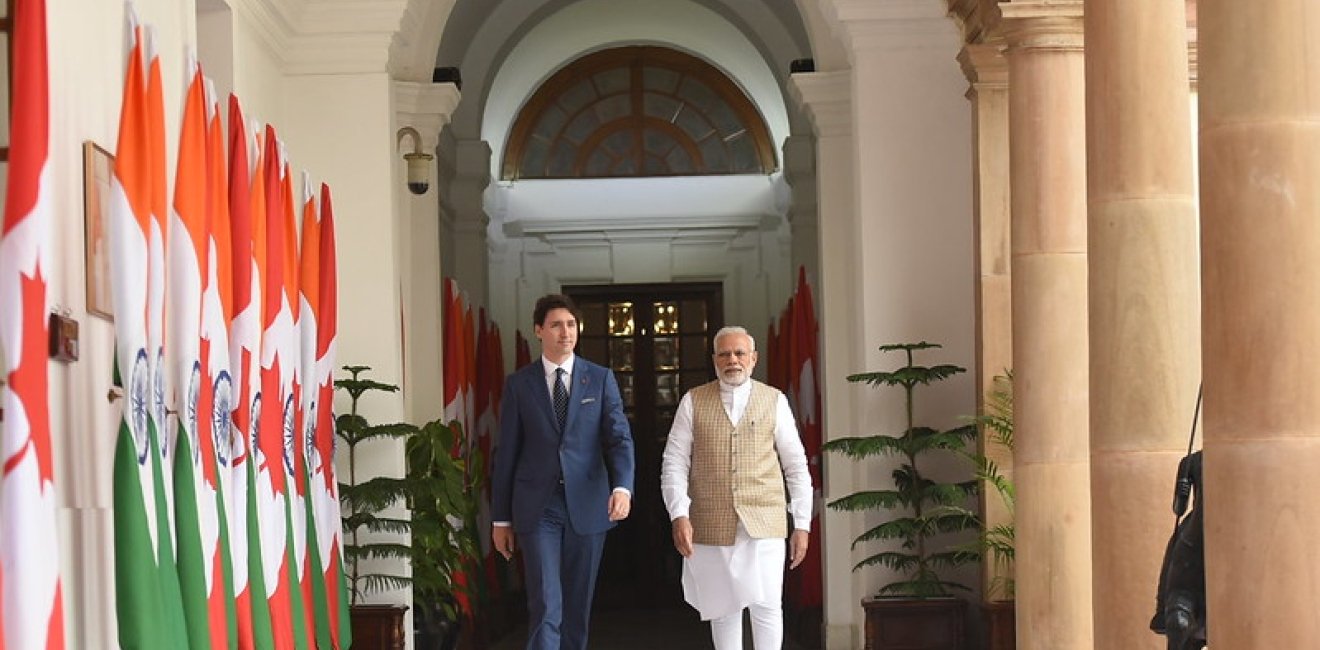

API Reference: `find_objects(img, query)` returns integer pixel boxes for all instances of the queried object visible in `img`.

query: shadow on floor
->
[486,606,809,650]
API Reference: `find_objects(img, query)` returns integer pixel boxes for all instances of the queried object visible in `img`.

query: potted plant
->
[406,418,482,650]
[820,342,979,650]
[335,366,479,650]
[336,366,414,649]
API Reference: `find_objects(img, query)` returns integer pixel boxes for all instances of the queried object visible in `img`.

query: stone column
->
[1200,0,1320,646]
[789,70,856,650]
[957,41,1014,600]
[441,139,492,307]
[1084,0,1199,646]
[998,3,1093,648]
[394,80,460,425]
[783,133,820,284]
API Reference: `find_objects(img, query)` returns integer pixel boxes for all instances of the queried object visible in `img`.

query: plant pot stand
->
[862,597,966,650]
[350,604,409,650]
[984,600,1016,650]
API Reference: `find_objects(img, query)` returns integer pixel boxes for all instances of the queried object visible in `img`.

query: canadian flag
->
[0,0,64,646]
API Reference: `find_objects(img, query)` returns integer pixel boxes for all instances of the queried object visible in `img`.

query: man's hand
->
[788,529,809,569]
[671,516,694,558]
[492,526,516,561]
[608,491,632,521]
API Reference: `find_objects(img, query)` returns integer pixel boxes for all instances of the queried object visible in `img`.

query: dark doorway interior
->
[564,282,723,611]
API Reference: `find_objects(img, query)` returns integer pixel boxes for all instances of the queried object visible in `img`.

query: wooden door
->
[566,283,722,609]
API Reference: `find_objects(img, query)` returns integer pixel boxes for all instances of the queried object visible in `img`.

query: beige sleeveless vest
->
[687,380,788,546]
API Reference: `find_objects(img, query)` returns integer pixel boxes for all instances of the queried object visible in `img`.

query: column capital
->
[788,71,853,138]
[393,81,461,149]
[823,0,961,55]
[958,41,1009,90]
[999,1,1084,51]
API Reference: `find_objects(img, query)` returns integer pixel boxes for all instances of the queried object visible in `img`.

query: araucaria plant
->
[335,365,417,603]
[822,342,979,597]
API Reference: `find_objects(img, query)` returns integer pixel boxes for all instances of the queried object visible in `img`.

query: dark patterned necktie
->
[554,367,569,430]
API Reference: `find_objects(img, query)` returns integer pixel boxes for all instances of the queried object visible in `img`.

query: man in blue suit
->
[491,293,635,650]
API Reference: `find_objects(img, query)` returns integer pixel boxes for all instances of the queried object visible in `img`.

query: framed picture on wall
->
[83,141,114,320]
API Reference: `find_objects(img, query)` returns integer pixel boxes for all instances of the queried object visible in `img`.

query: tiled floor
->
[487,606,810,650]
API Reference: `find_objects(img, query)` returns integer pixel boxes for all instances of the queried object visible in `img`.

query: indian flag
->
[168,56,218,649]
[203,78,240,650]
[109,11,167,648]
[296,174,333,648]
[144,26,189,646]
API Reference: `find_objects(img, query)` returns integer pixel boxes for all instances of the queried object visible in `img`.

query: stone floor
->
[487,606,810,650]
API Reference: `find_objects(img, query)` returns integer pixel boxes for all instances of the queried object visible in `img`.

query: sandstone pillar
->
[1200,0,1320,646]
[1084,0,1200,646]
[999,3,1093,648]
[957,41,1014,598]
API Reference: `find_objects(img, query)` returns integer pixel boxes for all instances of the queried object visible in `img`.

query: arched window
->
[502,46,777,180]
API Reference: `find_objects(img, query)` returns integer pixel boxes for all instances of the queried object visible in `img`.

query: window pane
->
[548,140,576,176]
[520,136,550,176]
[609,338,635,372]
[698,136,728,170]
[593,68,629,96]
[533,104,569,141]
[656,372,679,406]
[608,302,634,336]
[642,66,680,93]
[618,373,635,408]
[674,105,714,142]
[654,337,678,371]
[558,80,597,114]
[643,92,681,121]
[676,77,720,114]
[663,149,694,175]
[593,94,631,124]
[652,302,679,335]
[564,110,601,144]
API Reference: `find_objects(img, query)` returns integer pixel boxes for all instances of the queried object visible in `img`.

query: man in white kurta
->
[661,326,813,650]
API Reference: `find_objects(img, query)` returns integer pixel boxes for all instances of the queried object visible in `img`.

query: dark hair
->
[533,294,579,327]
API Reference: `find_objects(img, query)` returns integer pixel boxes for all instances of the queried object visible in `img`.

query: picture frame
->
[83,141,114,320]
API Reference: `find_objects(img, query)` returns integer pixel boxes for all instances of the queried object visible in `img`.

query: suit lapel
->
[564,362,592,433]
[523,362,557,431]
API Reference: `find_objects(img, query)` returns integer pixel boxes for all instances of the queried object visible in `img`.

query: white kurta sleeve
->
[661,391,696,521]
[775,394,813,531]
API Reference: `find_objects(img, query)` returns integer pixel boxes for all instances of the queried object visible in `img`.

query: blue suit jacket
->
[491,357,635,535]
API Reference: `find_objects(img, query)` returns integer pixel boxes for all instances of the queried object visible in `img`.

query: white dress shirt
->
[660,378,813,621]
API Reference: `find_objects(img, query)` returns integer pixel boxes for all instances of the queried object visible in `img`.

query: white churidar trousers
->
[682,522,786,650]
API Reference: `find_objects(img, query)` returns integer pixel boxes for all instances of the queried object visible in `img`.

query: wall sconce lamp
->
[396,126,433,195]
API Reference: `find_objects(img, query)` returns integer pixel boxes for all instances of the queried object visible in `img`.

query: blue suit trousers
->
[519,485,607,650]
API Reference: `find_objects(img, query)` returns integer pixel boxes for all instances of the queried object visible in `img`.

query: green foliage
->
[406,418,483,622]
[335,365,481,612]
[821,341,979,598]
[955,371,1016,600]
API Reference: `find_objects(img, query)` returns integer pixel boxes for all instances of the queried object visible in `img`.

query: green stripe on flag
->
[174,427,213,647]
[246,460,276,649]
[148,416,190,648]
[113,418,167,650]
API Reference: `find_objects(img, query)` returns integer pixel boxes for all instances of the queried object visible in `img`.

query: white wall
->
[33,0,418,643]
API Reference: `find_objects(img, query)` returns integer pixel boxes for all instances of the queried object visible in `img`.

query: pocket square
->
[581,397,596,404]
